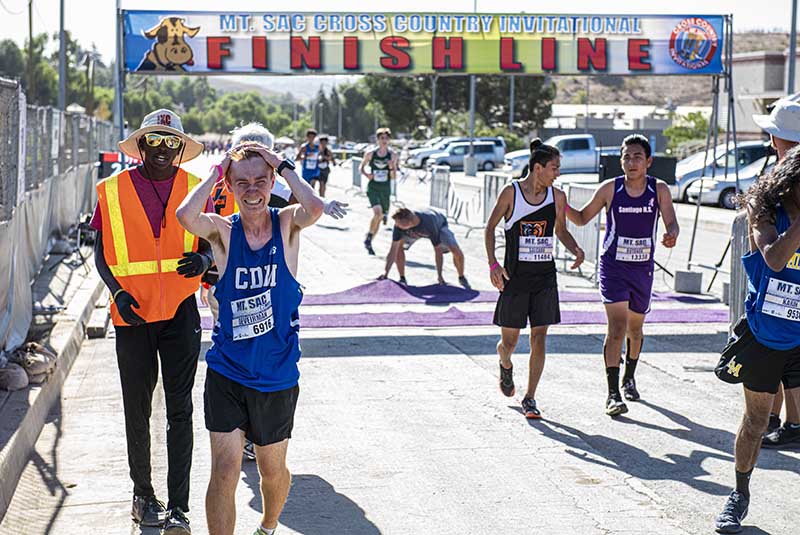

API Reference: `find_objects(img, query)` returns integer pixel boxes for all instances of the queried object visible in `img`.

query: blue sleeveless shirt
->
[206,209,303,392]
[744,204,800,350]
[601,176,660,268]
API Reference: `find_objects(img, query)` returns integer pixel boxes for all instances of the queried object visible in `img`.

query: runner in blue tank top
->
[713,145,800,534]
[298,128,320,182]
[177,142,324,535]
[566,135,679,417]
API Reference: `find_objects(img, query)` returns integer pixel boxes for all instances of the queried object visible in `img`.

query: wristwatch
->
[276,159,296,176]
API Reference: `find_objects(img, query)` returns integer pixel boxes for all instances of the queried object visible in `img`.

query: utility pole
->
[431,75,437,135]
[337,94,342,141]
[58,0,66,110]
[789,0,798,94]
[509,74,515,131]
[27,0,34,100]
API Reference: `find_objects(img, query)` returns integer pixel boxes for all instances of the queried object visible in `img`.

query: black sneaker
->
[458,276,471,289]
[364,238,375,256]
[243,439,257,461]
[398,276,407,286]
[521,397,541,419]
[621,377,640,401]
[162,507,191,534]
[766,413,781,435]
[132,495,166,527]
[715,491,749,533]
[382,214,388,225]
[605,393,628,417]
[761,423,800,449]
[499,362,515,397]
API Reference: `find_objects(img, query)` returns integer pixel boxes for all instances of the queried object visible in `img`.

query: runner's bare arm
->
[566,180,612,226]
[554,188,585,269]
[176,159,231,242]
[656,181,679,248]
[484,185,513,290]
[390,151,399,180]
[748,203,800,271]
[381,240,402,278]
[360,151,374,179]
[250,148,324,230]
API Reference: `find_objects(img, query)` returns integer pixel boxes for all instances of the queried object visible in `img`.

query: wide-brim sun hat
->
[753,98,800,143]
[118,108,204,164]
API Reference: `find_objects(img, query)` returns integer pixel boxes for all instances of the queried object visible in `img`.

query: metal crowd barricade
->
[348,156,363,195]
[429,165,450,213]
[729,213,749,326]
[482,172,510,224]
[0,78,20,221]
[558,183,603,284]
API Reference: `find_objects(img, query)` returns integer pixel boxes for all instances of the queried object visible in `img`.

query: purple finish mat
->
[302,279,715,306]
[201,306,728,330]
[299,307,728,329]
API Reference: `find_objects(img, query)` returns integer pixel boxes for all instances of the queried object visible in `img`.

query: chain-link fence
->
[0,79,20,221]
[1,77,117,223]
[1,77,117,355]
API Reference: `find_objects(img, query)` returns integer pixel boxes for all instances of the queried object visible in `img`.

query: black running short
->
[317,167,330,182]
[493,286,561,329]
[735,336,800,394]
[204,367,299,446]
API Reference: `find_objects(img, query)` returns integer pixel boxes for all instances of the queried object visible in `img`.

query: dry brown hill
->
[555,32,793,106]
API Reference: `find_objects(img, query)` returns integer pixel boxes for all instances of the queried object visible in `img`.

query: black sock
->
[623,338,640,381]
[365,233,373,242]
[606,366,620,396]
[735,468,753,498]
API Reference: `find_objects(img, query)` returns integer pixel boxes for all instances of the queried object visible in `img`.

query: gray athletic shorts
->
[403,226,459,253]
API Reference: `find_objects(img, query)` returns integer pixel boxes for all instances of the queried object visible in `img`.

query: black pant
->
[115,295,201,511]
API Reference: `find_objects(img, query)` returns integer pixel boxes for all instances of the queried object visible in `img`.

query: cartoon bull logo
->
[136,17,200,72]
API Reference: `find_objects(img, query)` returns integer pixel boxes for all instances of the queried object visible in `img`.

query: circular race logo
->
[669,18,718,70]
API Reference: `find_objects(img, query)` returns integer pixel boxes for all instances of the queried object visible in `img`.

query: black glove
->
[177,252,212,278]
[201,264,219,285]
[115,291,145,326]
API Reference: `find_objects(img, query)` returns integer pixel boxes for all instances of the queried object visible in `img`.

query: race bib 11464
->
[762,278,800,322]
[519,236,553,262]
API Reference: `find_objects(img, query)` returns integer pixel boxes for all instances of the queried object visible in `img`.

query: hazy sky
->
[0,0,794,63]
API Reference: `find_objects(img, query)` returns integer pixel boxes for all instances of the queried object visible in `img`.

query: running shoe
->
[765,413,782,435]
[761,423,800,449]
[398,276,407,286]
[131,495,166,527]
[364,238,375,256]
[243,439,257,461]
[162,507,191,534]
[458,276,471,289]
[715,491,749,533]
[499,362,515,397]
[621,377,640,401]
[605,393,628,417]
[382,214,388,225]
[521,397,541,419]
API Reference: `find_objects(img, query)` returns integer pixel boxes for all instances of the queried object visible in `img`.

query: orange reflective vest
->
[96,168,201,326]
[211,181,238,217]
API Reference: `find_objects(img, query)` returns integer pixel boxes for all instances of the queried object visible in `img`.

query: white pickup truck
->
[503,134,617,177]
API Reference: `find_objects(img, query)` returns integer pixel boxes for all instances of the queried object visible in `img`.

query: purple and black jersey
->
[598,176,660,314]
[601,176,660,268]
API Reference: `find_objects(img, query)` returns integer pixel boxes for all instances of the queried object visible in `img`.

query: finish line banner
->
[122,11,725,75]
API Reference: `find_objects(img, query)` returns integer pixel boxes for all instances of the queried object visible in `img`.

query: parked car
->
[427,141,501,171]
[672,140,771,202]
[686,154,776,209]
[502,148,531,178]
[406,136,505,168]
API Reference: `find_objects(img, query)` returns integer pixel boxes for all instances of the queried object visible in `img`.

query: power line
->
[0,0,24,15]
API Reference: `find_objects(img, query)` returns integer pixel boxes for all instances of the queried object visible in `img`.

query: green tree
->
[664,111,710,151]
[0,39,24,80]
